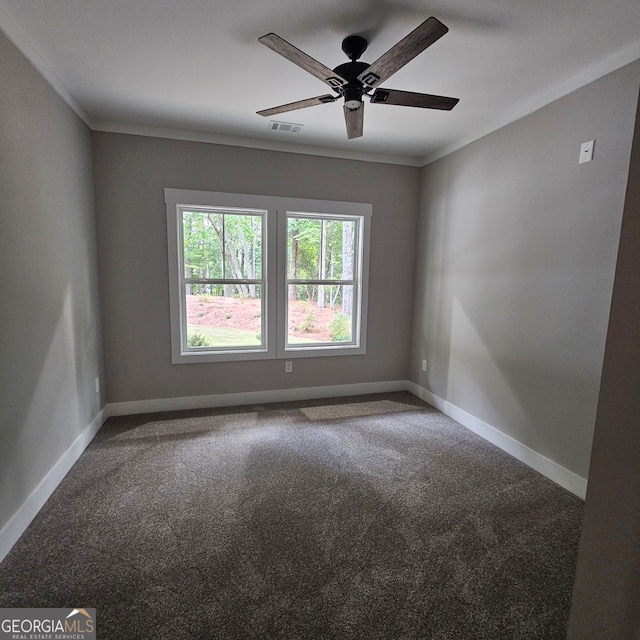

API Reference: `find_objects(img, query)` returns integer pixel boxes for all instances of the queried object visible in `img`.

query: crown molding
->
[0,7,93,128]
[419,39,640,166]
[91,120,422,167]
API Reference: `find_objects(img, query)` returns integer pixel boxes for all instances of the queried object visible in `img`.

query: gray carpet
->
[0,392,583,639]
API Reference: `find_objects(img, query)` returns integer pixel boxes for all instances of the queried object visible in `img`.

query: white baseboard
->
[107,380,408,416]
[0,408,106,564]
[406,381,587,499]
[0,378,587,565]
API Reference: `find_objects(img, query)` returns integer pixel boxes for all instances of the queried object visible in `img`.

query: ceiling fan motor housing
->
[333,60,370,109]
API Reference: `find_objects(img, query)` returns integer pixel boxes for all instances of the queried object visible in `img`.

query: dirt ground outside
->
[186,294,343,342]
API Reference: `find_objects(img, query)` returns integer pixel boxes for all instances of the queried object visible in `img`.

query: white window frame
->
[166,188,371,363]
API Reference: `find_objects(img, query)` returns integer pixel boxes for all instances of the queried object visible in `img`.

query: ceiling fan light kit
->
[257,17,459,139]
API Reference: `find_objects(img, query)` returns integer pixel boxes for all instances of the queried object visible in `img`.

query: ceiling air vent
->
[269,120,303,133]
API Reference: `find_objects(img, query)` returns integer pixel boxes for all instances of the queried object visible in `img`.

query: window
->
[284,213,361,351]
[180,207,265,352]
[166,189,371,363]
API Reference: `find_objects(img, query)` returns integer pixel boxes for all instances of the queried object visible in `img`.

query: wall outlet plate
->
[579,140,595,164]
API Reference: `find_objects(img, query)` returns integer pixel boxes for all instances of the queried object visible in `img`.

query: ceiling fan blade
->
[257,94,337,117]
[370,88,459,110]
[358,17,448,89]
[259,33,348,89]
[344,103,364,139]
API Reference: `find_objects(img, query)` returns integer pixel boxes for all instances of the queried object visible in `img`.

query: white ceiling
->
[1,0,640,165]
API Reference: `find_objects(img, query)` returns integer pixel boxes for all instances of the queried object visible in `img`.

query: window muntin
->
[285,213,362,349]
[178,206,266,354]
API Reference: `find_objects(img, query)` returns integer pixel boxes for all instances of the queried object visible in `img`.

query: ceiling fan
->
[257,17,459,139]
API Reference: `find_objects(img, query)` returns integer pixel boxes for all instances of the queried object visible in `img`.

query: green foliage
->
[288,218,348,279]
[299,312,316,333]
[182,211,262,297]
[287,217,353,308]
[187,331,213,347]
[328,313,351,342]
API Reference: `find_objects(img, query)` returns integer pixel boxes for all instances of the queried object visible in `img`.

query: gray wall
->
[0,31,104,531]
[568,84,640,640]
[410,60,640,478]
[92,133,419,403]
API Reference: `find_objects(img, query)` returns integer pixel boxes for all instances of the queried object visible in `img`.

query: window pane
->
[323,219,354,281]
[183,211,262,281]
[288,218,321,279]
[182,211,223,279]
[287,284,353,344]
[287,217,355,281]
[186,284,262,348]
[224,214,262,280]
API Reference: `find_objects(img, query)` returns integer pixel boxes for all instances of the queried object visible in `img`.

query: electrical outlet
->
[422,359,427,372]
[285,361,293,373]
[94,377,100,394]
